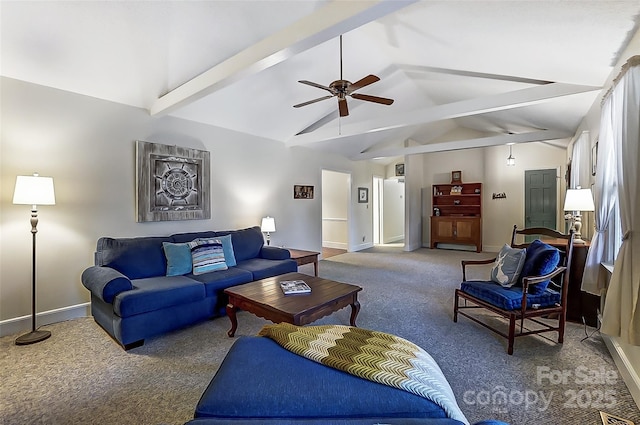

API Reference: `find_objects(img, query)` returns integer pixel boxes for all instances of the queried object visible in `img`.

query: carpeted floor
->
[1,246,638,425]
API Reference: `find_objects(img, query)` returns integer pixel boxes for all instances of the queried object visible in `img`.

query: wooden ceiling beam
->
[286,82,600,147]
[150,0,417,116]
[352,130,572,160]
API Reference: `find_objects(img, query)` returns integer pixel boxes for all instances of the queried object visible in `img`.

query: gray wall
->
[0,77,379,330]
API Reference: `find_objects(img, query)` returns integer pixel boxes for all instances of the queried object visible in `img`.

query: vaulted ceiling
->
[2,1,639,163]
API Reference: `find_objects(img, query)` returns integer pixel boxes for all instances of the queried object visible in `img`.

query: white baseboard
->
[322,241,348,250]
[0,303,91,338]
[383,234,404,244]
[603,334,640,410]
[352,242,374,252]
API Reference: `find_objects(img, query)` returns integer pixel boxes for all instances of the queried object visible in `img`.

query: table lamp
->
[563,187,595,244]
[13,173,56,345]
[261,216,276,245]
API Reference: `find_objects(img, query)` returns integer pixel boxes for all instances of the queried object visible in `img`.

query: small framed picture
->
[451,170,462,184]
[395,163,405,176]
[358,187,368,203]
[294,185,314,199]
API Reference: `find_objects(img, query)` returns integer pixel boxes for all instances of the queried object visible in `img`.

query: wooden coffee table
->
[224,272,362,337]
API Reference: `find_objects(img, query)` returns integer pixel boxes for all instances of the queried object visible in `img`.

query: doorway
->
[373,176,405,246]
[321,170,349,257]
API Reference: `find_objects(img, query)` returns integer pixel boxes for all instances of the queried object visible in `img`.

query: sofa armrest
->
[81,266,133,304]
[259,246,291,260]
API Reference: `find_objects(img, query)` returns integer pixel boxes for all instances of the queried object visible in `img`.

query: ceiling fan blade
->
[338,98,349,117]
[298,80,334,94]
[348,74,380,93]
[293,95,333,108]
[351,93,394,105]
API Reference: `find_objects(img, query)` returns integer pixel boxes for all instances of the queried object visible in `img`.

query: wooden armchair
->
[453,225,575,354]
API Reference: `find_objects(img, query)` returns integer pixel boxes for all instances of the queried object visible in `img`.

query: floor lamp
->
[13,173,56,345]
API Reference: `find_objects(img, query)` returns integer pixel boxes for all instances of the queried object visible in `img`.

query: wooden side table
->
[287,249,320,276]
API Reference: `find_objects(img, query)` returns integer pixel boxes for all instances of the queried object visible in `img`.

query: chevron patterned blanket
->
[258,323,469,425]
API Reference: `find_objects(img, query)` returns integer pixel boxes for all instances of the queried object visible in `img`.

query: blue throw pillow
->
[197,234,236,267]
[519,239,560,294]
[188,239,228,275]
[490,244,526,287]
[162,242,193,276]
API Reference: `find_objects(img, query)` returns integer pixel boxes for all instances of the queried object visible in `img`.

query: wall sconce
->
[563,187,595,244]
[506,144,515,166]
[261,216,276,245]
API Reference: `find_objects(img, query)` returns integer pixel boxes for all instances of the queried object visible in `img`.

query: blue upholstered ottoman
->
[185,336,508,425]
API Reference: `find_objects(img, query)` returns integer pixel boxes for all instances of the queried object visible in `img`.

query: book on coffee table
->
[280,280,312,295]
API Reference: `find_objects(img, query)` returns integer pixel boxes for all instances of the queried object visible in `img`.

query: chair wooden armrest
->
[520,266,567,294]
[461,258,496,281]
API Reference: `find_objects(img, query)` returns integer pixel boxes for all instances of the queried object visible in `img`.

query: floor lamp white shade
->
[13,173,56,345]
[261,216,276,245]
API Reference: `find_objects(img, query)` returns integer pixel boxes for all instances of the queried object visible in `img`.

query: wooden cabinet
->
[431,182,482,252]
[545,240,600,327]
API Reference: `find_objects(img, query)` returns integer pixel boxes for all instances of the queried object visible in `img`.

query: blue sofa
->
[81,226,297,349]
[184,336,508,425]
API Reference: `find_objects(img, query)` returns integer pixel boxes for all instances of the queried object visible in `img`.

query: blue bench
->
[185,336,508,425]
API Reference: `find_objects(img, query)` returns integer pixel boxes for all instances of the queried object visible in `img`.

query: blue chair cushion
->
[461,280,561,311]
[195,336,451,420]
[518,240,560,294]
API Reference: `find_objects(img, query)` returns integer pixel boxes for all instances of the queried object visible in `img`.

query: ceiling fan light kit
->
[293,35,394,117]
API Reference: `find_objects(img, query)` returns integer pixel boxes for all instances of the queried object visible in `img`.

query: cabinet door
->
[456,220,474,240]
[435,219,454,239]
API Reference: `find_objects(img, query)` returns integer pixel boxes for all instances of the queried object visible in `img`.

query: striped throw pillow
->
[188,239,228,275]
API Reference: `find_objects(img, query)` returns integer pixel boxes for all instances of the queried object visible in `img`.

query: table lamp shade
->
[563,188,594,212]
[261,216,276,233]
[13,175,56,206]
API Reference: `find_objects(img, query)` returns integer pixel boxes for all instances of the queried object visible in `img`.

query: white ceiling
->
[2,1,639,163]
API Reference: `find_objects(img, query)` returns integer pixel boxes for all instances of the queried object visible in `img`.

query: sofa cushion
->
[196,235,236,267]
[195,337,450,420]
[188,239,228,275]
[518,239,560,294]
[169,232,237,267]
[114,276,205,318]
[163,242,193,276]
[221,226,264,262]
[81,266,133,303]
[97,236,171,279]
[236,258,297,281]
[460,280,561,310]
[490,244,526,287]
[188,267,254,297]
[171,231,218,244]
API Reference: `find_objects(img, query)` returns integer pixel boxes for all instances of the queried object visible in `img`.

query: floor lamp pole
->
[15,207,51,345]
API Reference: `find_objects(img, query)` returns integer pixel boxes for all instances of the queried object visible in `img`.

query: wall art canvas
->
[136,140,210,222]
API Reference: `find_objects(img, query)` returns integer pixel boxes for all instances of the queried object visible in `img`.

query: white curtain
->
[581,100,618,294]
[569,131,590,189]
[601,57,640,346]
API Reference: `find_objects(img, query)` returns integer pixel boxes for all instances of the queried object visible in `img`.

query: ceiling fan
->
[293,35,394,117]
